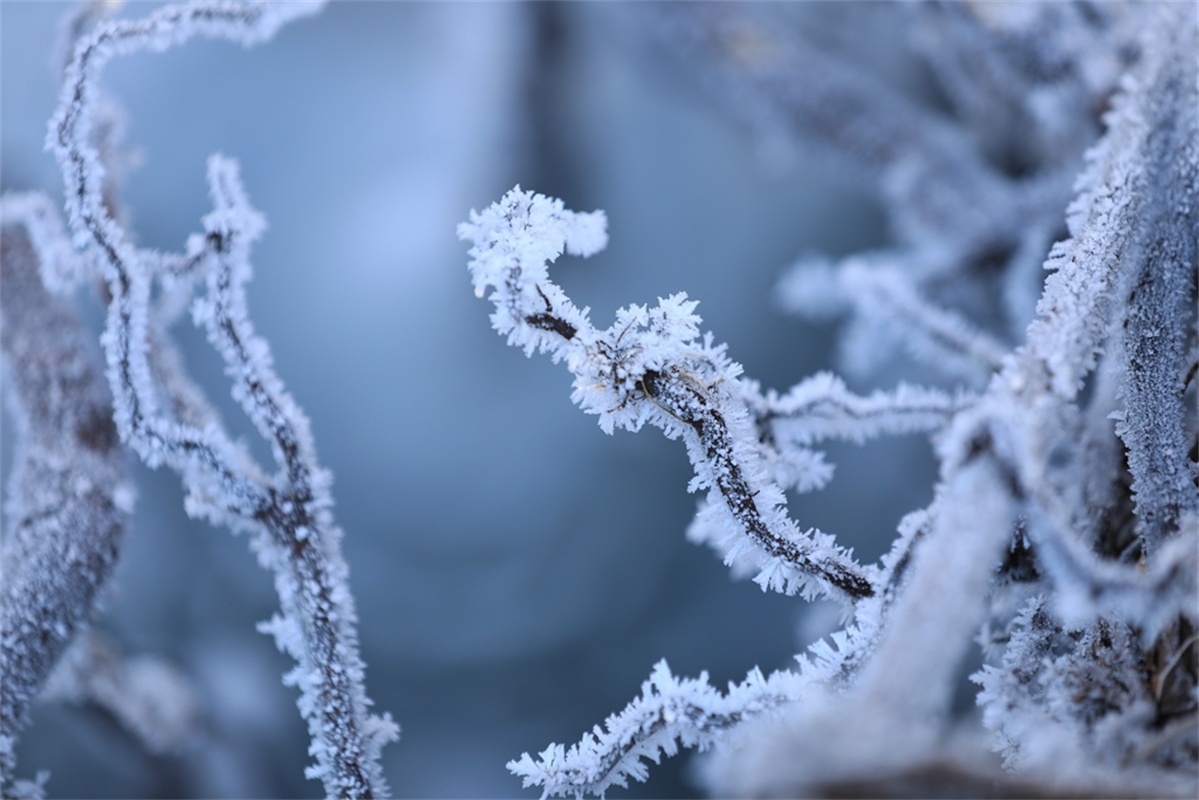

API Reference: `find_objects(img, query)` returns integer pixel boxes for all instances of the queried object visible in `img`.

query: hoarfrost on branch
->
[462,2,1197,797]
[3,2,394,797]
[1,1,1195,798]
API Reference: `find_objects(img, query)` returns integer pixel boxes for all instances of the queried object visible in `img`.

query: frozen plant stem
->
[0,198,130,798]
[460,188,882,604]
[42,1,396,797]
[506,660,807,798]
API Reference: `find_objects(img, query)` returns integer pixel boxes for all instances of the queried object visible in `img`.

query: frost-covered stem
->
[1110,81,1198,554]
[460,187,876,603]
[854,449,1015,723]
[53,0,115,76]
[199,157,390,799]
[915,2,1199,604]
[0,200,129,796]
[752,372,965,447]
[45,3,394,797]
[508,661,802,798]
[844,263,1010,377]
[642,369,872,600]
[49,0,320,252]
[1021,6,1192,401]
[778,253,1014,386]
[1020,2,1198,554]
[48,1,321,519]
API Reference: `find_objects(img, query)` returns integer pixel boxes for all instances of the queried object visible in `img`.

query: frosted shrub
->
[1,1,1195,798]
[461,2,1196,797]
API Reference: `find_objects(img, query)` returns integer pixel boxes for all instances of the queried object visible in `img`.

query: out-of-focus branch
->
[43,630,200,757]
[0,196,130,797]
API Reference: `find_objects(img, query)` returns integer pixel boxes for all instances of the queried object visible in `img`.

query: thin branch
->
[508,661,804,799]
[460,186,876,603]
[43,3,396,797]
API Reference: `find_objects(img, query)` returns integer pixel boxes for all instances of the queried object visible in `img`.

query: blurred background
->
[1,2,936,796]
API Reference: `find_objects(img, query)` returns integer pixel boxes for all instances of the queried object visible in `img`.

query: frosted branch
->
[853,456,1017,722]
[1020,6,1196,402]
[508,660,803,799]
[43,631,200,756]
[781,256,1010,385]
[495,5,1197,796]
[461,187,876,603]
[751,371,965,448]
[1016,1,1198,558]
[42,2,396,797]
[1109,143,1198,552]
[0,198,130,796]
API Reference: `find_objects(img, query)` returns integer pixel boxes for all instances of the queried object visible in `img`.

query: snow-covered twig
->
[749,371,965,448]
[507,661,804,799]
[460,187,877,603]
[40,2,396,797]
[782,256,1011,385]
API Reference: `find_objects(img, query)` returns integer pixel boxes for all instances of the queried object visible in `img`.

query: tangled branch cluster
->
[462,2,1197,797]
[3,2,394,797]
[1,1,1194,798]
